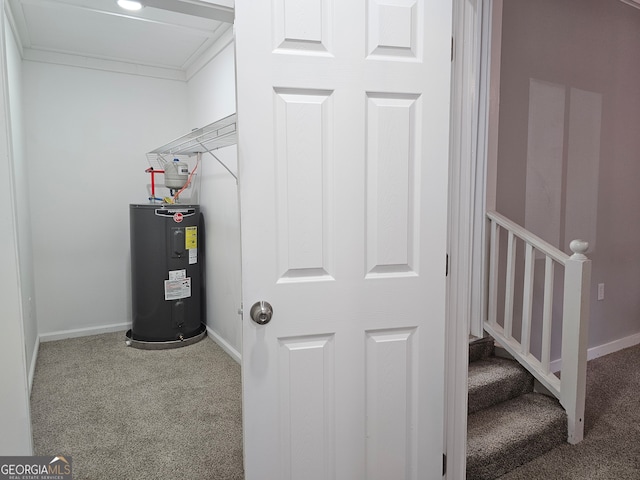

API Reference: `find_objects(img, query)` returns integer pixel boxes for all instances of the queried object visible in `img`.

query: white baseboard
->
[206,326,241,364]
[28,336,40,394]
[39,322,131,343]
[550,331,640,372]
[37,322,241,364]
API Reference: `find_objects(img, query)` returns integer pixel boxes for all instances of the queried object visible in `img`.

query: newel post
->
[560,239,591,444]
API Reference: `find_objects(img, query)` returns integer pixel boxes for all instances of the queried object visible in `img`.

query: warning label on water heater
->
[164,277,191,301]
[168,269,186,281]
[185,226,198,265]
[185,226,197,249]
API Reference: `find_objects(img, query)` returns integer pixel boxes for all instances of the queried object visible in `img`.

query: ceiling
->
[6,0,234,80]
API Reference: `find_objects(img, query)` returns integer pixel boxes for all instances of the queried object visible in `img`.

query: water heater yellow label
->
[185,226,197,249]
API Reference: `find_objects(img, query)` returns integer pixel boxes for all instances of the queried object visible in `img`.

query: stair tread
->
[468,357,534,413]
[467,393,567,480]
[469,337,495,363]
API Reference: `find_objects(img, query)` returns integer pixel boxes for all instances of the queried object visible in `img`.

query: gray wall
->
[497,0,640,354]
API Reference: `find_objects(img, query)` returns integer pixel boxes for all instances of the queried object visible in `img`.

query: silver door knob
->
[250,301,273,325]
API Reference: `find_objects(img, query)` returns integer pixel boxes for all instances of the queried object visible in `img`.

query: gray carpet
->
[30,333,640,479]
[468,393,567,479]
[467,340,566,479]
[498,344,640,479]
[468,357,534,414]
[30,332,243,480]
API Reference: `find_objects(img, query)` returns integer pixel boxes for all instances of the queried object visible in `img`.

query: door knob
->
[250,301,273,325]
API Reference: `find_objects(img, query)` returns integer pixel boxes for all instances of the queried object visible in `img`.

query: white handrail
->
[484,210,591,444]
[487,211,569,263]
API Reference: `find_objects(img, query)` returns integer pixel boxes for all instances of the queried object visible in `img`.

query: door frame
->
[445,0,501,476]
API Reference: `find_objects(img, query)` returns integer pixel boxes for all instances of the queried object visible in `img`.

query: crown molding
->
[22,48,187,81]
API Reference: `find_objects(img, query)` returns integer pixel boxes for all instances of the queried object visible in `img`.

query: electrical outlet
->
[597,283,605,301]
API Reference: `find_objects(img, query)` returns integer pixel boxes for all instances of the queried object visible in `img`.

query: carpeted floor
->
[30,333,640,479]
[30,332,243,480]
[498,344,640,479]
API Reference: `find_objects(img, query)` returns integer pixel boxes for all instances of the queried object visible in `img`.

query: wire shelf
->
[145,113,238,197]
[148,113,237,157]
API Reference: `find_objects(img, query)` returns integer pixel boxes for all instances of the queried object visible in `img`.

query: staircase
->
[466,337,567,479]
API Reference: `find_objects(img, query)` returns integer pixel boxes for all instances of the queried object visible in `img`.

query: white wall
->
[23,62,189,336]
[496,0,640,357]
[0,9,239,455]
[187,37,236,126]
[0,13,32,455]
[187,40,242,358]
[20,33,242,357]
[5,14,37,381]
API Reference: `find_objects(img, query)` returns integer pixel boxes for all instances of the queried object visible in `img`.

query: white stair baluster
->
[488,219,500,327]
[521,243,535,356]
[541,256,555,374]
[503,231,516,340]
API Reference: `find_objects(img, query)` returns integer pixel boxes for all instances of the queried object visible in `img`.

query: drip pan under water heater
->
[125,325,206,350]
[127,204,206,350]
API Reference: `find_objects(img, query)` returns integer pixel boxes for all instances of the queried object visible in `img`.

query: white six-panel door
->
[235,0,452,478]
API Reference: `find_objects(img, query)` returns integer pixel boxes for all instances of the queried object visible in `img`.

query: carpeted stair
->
[467,337,567,479]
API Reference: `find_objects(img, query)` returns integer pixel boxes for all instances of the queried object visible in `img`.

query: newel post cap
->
[569,239,589,259]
